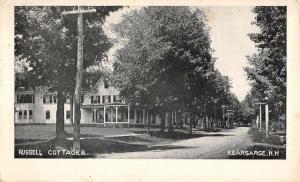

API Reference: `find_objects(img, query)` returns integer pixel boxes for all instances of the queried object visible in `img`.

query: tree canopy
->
[15,6,121,138]
[244,6,286,123]
[111,7,238,131]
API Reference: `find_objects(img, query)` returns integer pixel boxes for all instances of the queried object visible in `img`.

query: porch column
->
[134,108,137,123]
[116,106,119,123]
[128,105,130,123]
[165,112,168,126]
[111,107,113,122]
[92,108,94,123]
[103,105,106,123]
[143,108,145,124]
[146,110,149,124]
[94,108,96,123]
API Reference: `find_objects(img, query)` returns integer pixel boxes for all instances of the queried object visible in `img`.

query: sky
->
[207,7,259,101]
[102,6,259,101]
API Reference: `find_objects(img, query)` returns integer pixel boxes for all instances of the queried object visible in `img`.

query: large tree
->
[15,6,121,139]
[245,6,286,123]
[112,7,225,134]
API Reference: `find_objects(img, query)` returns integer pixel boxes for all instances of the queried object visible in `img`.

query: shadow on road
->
[14,137,189,158]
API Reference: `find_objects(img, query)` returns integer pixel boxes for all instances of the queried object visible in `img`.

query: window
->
[46,110,50,119]
[43,95,46,103]
[66,110,70,119]
[29,110,33,119]
[49,95,53,104]
[18,110,22,119]
[114,95,120,102]
[91,95,100,104]
[24,110,27,119]
[53,96,56,103]
[92,110,95,122]
[91,96,94,104]
[17,94,34,103]
[108,96,111,103]
[102,96,105,103]
[104,80,109,88]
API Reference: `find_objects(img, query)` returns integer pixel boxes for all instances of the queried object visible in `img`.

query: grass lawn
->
[15,124,236,158]
[15,125,139,141]
[15,124,203,158]
[240,127,286,159]
[248,127,285,146]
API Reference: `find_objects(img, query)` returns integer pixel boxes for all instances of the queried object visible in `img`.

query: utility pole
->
[259,104,262,132]
[264,97,269,139]
[62,6,96,151]
[255,97,269,137]
[265,103,269,138]
[255,102,264,132]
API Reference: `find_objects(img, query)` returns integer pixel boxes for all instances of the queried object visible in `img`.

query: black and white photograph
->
[13,5,287,159]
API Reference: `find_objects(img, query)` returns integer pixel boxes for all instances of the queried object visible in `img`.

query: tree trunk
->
[56,86,65,139]
[168,111,174,133]
[73,11,84,151]
[160,110,165,134]
[147,110,151,135]
[70,94,74,125]
[193,114,196,128]
[189,112,193,137]
[205,115,209,130]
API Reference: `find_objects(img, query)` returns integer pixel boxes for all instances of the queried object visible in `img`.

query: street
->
[100,127,253,159]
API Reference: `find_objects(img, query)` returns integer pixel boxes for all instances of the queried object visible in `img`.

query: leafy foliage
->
[15,6,121,91]
[244,6,286,123]
[112,7,237,126]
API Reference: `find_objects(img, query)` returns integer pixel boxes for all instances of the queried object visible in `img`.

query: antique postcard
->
[0,0,299,181]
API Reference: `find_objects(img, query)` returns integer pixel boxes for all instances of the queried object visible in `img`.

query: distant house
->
[15,79,163,127]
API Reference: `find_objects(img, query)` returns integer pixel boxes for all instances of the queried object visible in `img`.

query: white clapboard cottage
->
[15,79,163,127]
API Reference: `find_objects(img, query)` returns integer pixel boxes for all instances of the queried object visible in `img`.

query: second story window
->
[43,95,57,104]
[104,80,109,89]
[43,95,46,103]
[49,95,53,104]
[97,96,100,103]
[113,95,120,102]
[17,94,34,103]
[91,96,94,104]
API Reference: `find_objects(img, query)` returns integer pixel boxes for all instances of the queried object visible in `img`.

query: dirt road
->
[100,127,253,159]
